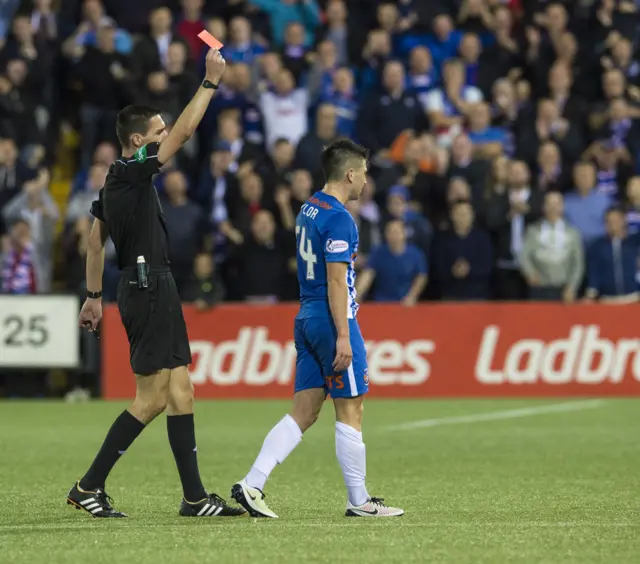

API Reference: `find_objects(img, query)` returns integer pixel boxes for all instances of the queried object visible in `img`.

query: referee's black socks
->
[167,414,207,502]
[79,410,146,491]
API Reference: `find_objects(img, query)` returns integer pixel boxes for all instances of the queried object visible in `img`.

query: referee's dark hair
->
[321,138,370,183]
[116,105,161,148]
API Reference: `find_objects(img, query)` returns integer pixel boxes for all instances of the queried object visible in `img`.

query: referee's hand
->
[205,49,226,84]
[78,298,102,332]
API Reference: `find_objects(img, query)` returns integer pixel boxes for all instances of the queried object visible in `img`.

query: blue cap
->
[388,185,410,200]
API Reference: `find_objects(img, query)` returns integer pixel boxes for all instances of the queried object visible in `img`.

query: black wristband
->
[202,79,219,90]
[86,290,102,299]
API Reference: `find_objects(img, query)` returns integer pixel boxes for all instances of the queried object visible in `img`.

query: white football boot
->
[345,497,405,517]
[231,479,279,518]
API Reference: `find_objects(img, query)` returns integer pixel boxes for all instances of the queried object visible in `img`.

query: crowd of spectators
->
[1,0,640,306]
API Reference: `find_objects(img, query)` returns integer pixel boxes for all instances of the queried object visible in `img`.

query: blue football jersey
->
[295,191,359,320]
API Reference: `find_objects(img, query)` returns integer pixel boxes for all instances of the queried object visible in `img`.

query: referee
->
[66,49,246,518]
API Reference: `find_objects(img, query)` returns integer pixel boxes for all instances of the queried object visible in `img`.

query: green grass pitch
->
[0,399,638,563]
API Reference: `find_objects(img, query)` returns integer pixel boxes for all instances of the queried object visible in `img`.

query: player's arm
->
[327,261,352,371]
[327,261,350,338]
[323,215,355,371]
[156,49,226,165]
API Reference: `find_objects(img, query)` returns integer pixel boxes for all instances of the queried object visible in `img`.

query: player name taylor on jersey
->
[295,191,359,320]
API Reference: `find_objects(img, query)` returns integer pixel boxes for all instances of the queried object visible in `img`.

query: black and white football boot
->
[66,482,127,518]
[179,492,247,517]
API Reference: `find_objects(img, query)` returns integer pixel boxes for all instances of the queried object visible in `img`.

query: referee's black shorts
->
[116,266,192,375]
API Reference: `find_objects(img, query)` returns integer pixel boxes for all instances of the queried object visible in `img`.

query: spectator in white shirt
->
[259,69,308,150]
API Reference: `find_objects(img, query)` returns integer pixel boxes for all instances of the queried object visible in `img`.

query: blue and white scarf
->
[1,242,36,294]
[610,118,631,148]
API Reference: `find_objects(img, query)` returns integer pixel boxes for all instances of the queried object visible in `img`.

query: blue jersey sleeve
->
[321,213,354,264]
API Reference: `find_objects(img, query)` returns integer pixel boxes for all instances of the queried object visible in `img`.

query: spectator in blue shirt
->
[625,177,640,235]
[375,2,405,58]
[428,14,463,67]
[434,201,493,301]
[307,39,338,103]
[319,67,358,138]
[564,161,612,247]
[398,14,462,71]
[0,0,19,41]
[406,46,437,110]
[459,33,482,88]
[356,219,428,305]
[467,102,507,160]
[222,16,266,64]
[200,64,264,155]
[64,0,133,56]
[359,29,392,92]
[585,206,639,304]
[248,0,321,47]
[383,185,432,257]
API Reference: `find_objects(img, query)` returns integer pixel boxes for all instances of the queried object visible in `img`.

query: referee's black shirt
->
[90,142,170,270]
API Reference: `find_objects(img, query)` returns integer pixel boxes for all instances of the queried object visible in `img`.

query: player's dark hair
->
[321,138,369,183]
[116,105,161,148]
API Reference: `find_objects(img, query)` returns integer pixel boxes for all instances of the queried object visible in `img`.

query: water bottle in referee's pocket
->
[136,255,149,289]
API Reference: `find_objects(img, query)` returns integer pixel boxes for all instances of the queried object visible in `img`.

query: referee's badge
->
[134,145,148,163]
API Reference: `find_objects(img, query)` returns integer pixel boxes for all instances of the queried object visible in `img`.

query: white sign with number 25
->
[0,295,80,368]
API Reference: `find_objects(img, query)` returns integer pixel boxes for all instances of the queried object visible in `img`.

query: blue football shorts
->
[293,317,369,399]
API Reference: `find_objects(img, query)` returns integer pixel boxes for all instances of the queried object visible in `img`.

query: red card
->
[197,30,223,50]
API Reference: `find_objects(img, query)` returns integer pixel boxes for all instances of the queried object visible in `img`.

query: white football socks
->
[335,422,370,506]
[245,414,302,491]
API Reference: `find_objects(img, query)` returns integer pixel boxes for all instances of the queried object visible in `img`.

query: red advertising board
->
[102,303,640,399]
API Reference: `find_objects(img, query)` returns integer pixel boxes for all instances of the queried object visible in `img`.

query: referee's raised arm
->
[156,49,226,165]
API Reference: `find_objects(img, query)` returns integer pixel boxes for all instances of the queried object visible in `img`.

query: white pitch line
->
[384,400,605,432]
